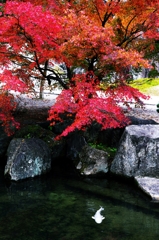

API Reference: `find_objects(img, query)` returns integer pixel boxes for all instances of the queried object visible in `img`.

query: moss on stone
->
[14,124,55,149]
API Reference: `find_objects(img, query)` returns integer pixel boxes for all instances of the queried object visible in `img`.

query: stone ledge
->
[135,176,159,202]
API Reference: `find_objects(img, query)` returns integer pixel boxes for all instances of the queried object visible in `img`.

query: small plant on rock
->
[88,142,117,159]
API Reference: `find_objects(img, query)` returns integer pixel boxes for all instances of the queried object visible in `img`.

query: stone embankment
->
[2,90,159,201]
[110,125,159,202]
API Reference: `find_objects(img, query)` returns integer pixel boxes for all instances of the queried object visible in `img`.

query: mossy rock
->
[14,124,55,149]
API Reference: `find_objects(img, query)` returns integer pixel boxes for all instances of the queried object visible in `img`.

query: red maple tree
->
[48,71,148,139]
[48,0,159,138]
[0,0,159,136]
[0,0,62,133]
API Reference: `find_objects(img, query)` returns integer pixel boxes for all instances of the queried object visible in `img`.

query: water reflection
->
[0,170,159,240]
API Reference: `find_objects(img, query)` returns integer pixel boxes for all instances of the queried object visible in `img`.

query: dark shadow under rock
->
[128,115,158,125]
[66,132,87,162]
[0,126,12,161]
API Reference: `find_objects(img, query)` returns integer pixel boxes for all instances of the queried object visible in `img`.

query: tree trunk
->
[39,77,45,99]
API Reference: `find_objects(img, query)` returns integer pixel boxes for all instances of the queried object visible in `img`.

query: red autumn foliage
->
[0,0,159,136]
[0,92,20,135]
[48,72,148,139]
[0,0,61,134]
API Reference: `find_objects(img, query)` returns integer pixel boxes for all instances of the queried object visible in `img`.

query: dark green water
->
[0,169,159,240]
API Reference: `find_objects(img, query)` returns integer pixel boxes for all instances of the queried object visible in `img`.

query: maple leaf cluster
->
[0,92,20,135]
[48,71,148,139]
[0,0,159,136]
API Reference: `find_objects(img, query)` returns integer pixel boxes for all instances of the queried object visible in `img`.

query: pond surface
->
[0,168,159,240]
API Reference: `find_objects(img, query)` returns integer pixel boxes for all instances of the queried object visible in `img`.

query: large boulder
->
[135,176,159,202]
[110,125,159,178]
[5,138,51,181]
[77,145,109,176]
[14,124,67,160]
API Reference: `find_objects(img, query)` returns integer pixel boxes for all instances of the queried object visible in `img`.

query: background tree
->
[56,0,159,79]
[0,0,63,132]
[0,1,65,99]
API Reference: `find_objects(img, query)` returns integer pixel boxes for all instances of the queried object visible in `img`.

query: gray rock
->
[110,125,159,178]
[135,176,159,202]
[5,138,51,181]
[77,145,109,176]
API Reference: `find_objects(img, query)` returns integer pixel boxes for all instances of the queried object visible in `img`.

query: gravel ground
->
[14,90,159,123]
[126,95,159,123]
[126,108,159,123]
[15,91,58,111]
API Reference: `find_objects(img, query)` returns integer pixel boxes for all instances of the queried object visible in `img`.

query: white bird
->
[92,206,105,224]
